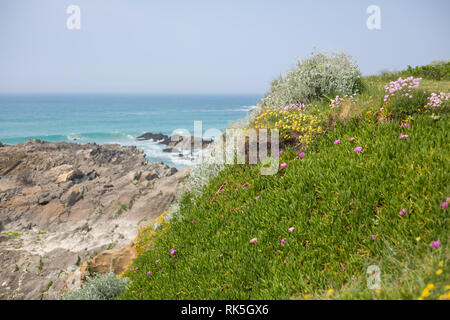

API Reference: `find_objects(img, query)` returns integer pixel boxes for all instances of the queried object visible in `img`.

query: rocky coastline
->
[136,132,214,156]
[0,139,189,299]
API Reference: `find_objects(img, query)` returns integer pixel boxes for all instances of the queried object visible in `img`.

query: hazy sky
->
[0,0,449,93]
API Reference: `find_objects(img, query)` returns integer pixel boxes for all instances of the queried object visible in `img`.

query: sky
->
[0,0,449,94]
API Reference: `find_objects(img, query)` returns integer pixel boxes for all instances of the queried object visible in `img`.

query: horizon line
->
[0,92,264,96]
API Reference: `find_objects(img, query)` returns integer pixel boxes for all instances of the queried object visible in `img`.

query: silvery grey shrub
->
[261,50,363,108]
[63,272,130,300]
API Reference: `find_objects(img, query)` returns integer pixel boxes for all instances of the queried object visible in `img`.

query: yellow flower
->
[417,297,423,300]
[304,294,311,300]
[415,237,421,242]
[436,269,443,276]
[326,289,334,296]
[444,285,450,291]
[421,288,430,297]
[439,293,450,300]
[438,261,444,267]
[426,283,434,290]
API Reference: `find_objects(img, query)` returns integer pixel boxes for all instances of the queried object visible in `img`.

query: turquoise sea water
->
[0,94,261,168]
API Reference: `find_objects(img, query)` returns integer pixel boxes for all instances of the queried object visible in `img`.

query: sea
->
[0,94,261,169]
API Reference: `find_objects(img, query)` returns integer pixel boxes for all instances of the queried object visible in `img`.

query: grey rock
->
[136,132,169,142]
[0,139,189,299]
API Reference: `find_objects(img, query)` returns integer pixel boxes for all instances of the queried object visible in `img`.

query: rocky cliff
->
[0,140,189,299]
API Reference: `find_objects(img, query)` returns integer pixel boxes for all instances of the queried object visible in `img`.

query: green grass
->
[368,61,450,82]
[117,204,128,215]
[119,67,449,300]
[2,231,23,239]
[120,111,449,300]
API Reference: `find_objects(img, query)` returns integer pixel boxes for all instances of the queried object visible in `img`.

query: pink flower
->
[279,151,283,156]
[399,208,406,216]
[280,163,287,169]
[399,135,409,139]
[288,227,295,232]
[348,137,355,142]
[370,235,375,240]
[281,238,286,244]
[147,271,152,275]
[431,241,441,248]
[155,259,160,263]
[170,248,176,255]
[298,152,305,158]
[441,201,448,209]
[334,139,341,145]
[250,238,258,243]
[192,220,196,223]
[354,147,362,153]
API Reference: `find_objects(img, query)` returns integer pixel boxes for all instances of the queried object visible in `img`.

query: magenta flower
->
[399,208,406,216]
[250,238,258,243]
[441,201,448,209]
[147,271,152,275]
[288,227,295,232]
[348,137,355,142]
[399,135,409,139]
[281,238,286,244]
[354,147,362,153]
[280,163,287,169]
[170,248,176,255]
[334,139,341,145]
[298,152,305,158]
[431,241,441,248]
[370,235,375,240]
[279,151,283,156]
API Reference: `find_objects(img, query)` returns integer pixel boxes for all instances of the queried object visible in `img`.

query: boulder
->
[136,132,169,142]
[80,243,137,279]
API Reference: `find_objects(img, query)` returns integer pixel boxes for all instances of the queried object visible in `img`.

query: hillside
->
[65,57,449,300]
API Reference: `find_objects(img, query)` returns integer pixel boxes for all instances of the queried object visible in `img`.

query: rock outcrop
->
[79,243,137,280]
[136,132,169,142]
[136,132,213,154]
[0,140,189,299]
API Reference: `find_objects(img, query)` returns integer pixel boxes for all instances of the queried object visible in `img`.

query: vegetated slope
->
[120,75,449,300]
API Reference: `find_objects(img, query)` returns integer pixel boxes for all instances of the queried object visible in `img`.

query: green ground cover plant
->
[118,61,449,300]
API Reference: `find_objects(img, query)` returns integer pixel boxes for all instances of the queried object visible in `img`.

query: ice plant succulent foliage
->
[120,62,449,300]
